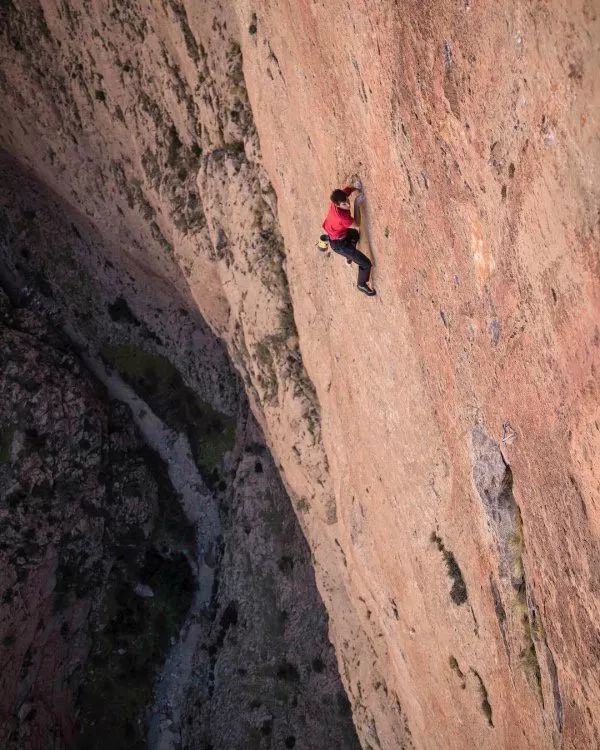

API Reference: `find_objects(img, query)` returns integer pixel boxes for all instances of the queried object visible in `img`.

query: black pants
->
[330,230,372,286]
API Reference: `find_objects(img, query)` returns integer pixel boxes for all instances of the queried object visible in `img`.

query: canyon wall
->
[1,1,600,748]
[0,149,360,748]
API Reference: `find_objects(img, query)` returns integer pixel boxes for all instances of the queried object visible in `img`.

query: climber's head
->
[330,189,350,210]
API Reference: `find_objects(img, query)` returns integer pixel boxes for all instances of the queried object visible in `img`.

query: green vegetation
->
[166,123,183,168]
[509,509,543,699]
[255,339,278,403]
[141,443,196,553]
[77,550,194,750]
[168,0,200,62]
[101,344,235,482]
[76,450,195,748]
[53,553,104,612]
[149,220,174,255]
[521,641,542,696]
[515,586,543,699]
[0,425,15,463]
[508,509,524,582]
[430,531,468,606]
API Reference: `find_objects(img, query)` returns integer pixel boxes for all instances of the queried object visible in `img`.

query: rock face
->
[178,413,360,750]
[1,1,600,749]
[0,288,196,748]
[0,165,360,748]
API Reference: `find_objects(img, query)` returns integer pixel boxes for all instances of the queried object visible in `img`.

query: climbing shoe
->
[357,283,376,296]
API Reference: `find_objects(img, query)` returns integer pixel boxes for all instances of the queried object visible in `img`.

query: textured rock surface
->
[178,413,360,750]
[1,1,600,749]
[238,3,600,748]
[0,288,195,748]
[0,149,358,748]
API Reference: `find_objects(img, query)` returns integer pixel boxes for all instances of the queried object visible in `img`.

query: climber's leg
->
[352,249,372,287]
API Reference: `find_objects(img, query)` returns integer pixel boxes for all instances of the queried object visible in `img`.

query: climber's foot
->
[357,283,376,296]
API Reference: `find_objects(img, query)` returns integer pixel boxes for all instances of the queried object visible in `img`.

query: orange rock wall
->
[238,2,600,747]
[2,1,600,747]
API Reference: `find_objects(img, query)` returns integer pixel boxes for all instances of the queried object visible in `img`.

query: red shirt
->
[322,186,354,240]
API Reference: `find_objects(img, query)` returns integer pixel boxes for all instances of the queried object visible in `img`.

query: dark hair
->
[330,189,348,205]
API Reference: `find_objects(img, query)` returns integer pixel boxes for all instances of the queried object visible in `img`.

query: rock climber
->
[321,182,376,296]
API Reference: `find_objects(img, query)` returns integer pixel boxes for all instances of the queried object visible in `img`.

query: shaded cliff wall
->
[0,151,360,748]
[1,1,600,749]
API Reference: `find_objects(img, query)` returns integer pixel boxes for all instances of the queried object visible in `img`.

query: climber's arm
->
[342,184,362,198]
[350,188,365,227]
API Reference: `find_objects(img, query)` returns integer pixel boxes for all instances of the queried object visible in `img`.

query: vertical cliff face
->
[236,2,600,747]
[1,1,600,749]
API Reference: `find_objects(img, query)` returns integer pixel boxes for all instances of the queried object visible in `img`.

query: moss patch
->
[101,344,235,482]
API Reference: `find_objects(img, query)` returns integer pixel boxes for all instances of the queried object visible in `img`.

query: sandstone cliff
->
[1,1,600,748]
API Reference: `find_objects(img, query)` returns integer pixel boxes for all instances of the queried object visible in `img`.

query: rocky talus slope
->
[2,1,600,748]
